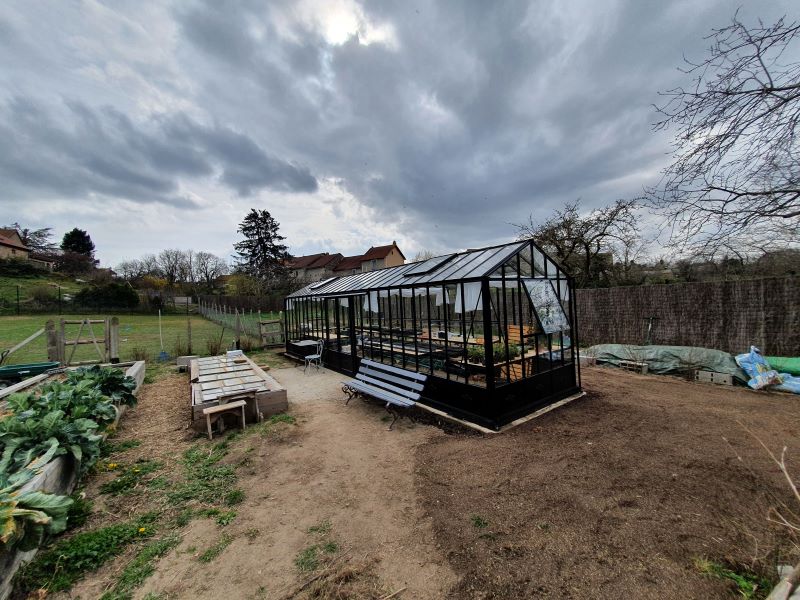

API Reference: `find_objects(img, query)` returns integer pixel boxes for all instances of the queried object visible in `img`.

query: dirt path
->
[136,365,456,599]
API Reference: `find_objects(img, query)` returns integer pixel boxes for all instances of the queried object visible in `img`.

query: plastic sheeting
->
[765,356,800,377]
[584,344,748,382]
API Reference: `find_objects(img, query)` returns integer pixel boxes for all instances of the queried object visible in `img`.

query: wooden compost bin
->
[0,361,146,600]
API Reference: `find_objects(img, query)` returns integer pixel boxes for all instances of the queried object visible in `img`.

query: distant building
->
[288,241,406,283]
[0,228,30,259]
[360,242,405,272]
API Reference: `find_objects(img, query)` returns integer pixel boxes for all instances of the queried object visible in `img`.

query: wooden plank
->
[359,367,425,391]
[3,328,45,358]
[203,400,247,415]
[359,359,428,382]
[62,319,105,324]
[348,381,416,407]
[354,374,420,400]
[64,339,106,346]
[0,373,50,400]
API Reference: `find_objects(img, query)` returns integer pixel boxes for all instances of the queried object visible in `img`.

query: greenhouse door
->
[347,301,358,375]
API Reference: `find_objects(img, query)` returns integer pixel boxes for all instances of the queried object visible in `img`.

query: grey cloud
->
[0,96,317,207]
[3,0,797,258]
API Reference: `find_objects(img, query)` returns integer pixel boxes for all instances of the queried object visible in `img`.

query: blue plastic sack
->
[735,346,782,390]
[735,346,800,394]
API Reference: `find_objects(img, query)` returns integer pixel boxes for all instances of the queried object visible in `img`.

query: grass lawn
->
[0,314,293,376]
[0,274,89,314]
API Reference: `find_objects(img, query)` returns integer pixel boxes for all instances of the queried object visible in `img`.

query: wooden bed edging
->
[0,361,145,600]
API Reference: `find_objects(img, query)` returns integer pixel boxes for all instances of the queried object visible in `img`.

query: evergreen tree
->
[233,209,291,288]
[61,228,95,257]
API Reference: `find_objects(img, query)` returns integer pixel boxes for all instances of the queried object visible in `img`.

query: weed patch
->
[167,443,237,506]
[100,439,142,457]
[295,544,321,572]
[694,558,772,599]
[308,520,332,535]
[100,460,162,495]
[470,515,489,529]
[198,533,234,563]
[100,534,180,600]
[66,492,94,530]
[17,513,158,594]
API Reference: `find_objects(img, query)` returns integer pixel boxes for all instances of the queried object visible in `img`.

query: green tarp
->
[766,356,800,377]
[584,344,748,383]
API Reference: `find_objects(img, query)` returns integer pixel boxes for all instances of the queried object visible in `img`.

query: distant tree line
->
[116,249,229,296]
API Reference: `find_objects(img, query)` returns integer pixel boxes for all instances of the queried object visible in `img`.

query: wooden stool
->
[202,400,247,440]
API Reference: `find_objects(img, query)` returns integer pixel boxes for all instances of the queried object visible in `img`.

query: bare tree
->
[514,199,640,287]
[193,251,228,293]
[649,13,800,255]
[157,249,185,287]
[411,249,437,262]
[116,259,145,281]
[136,253,160,277]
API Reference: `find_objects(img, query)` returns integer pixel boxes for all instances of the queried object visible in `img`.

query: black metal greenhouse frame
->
[284,240,581,430]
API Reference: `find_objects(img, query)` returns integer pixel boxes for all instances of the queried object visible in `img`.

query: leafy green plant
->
[467,345,485,364]
[0,400,104,477]
[0,445,73,551]
[492,342,520,363]
[66,365,138,407]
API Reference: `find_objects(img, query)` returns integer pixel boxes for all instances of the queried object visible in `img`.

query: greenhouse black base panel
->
[323,350,580,431]
[420,364,581,430]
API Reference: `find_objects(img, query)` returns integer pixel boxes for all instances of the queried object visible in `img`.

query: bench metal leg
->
[386,403,399,431]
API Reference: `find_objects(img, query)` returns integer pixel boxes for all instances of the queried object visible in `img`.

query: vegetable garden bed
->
[0,361,144,600]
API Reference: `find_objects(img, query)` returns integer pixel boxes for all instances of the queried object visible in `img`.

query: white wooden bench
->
[342,359,428,430]
[202,399,247,440]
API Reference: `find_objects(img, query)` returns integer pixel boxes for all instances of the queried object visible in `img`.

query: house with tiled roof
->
[359,242,405,272]
[289,242,405,282]
[287,252,344,282]
[0,228,30,260]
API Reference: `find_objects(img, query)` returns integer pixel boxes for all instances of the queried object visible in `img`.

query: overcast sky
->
[1,0,795,266]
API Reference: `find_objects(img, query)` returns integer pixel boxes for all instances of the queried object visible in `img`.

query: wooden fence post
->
[46,320,59,363]
[109,317,120,363]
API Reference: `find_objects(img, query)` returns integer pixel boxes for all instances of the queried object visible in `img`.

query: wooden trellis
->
[47,317,120,366]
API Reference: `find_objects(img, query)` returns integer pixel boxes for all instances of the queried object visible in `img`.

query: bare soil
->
[417,366,800,599]
[51,362,800,600]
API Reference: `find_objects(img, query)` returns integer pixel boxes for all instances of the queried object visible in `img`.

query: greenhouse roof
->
[287,240,540,298]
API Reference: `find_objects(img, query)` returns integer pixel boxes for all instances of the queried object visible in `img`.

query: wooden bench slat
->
[359,359,428,382]
[354,374,420,401]
[202,399,247,415]
[347,381,415,407]
[359,367,426,392]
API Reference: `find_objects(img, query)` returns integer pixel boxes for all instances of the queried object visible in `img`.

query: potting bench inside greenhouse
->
[284,240,581,430]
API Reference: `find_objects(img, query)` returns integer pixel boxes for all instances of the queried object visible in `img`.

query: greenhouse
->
[284,240,582,430]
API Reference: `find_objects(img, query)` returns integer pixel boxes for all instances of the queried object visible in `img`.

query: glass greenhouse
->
[284,240,581,430]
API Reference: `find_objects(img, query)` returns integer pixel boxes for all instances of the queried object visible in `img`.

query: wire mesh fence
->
[198,299,282,341]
